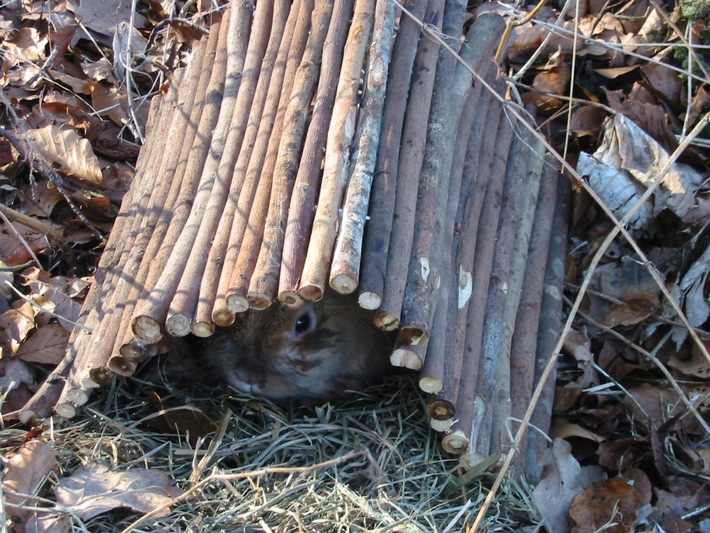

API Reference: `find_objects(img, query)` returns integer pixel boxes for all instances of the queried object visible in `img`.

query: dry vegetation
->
[1,0,709,531]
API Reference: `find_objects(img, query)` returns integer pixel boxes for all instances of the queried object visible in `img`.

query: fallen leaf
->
[641,61,684,104]
[15,323,70,364]
[2,440,58,532]
[21,268,84,330]
[0,221,49,266]
[24,124,104,185]
[569,478,643,532]
[624,383,684,425]
[0,299,38,354]
[533,438,606,533]
[55,464,183,520]
[602,292,659,327]
[570,105,609,137]
[577,114,703,231]
[142,390,218,445]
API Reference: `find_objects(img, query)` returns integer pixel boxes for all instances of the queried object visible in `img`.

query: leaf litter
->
[1,0,710,531]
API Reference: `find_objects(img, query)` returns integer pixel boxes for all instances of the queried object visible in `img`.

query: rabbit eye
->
[294,308,316,336]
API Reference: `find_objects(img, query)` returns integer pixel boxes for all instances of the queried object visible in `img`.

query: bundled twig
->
[165,4,252,337]
[442,78,511,455]
[375,0,444,330]
[299,0,377,301]
[473,123,545,460]
[279,0,356,305]
[358,0,428,311]
[329,0,398,295]
[224,0,310,313]
[248,0,334,308]
[53,73,181,417]
[211,0,292,324]
[193,2,286,328]
[131,16,229,343]
[523,170,570,483]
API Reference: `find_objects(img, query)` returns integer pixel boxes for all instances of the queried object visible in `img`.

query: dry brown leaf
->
[88,80,130,127]
[21,268,84,330]
[15,323,70,364]
[569,478,643,532]
[0,299,38,354]
[533,438,606,533]
[532,53,571,112]
[0,221,49,266]
[24,124,104,185]
[668,341,710,379]
[569,105,609,137]
[2,440,59,532]
[602,292,659,327]
[552,418,605,442]
[641,62,684,105]
[66,0,147,42]
[2,27,48,64]
[624,383,684,425]
[577,114,702,231]
[55,464,183,520]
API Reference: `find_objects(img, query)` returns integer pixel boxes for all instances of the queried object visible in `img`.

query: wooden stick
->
[114,39,212,354]
[396,0,472,359]
[212,0,301,320]
[132,17,229,342]
[329,0,397,295]
[298,0,377,302]
[166,5,251,336]
[278,0,356,306]
[209,1,289,326]
[358,0,428,311]
[450,79,511,455]
[474,123,544,460]
[390,337,428,372]
[54,81,176,417]
[228,0,312,311]
[422,13,511,437]
[508,155,558,477]
[525,169,570,483]
[248,0,334,308]
[192,1,273,335]
[375,0,444,329]
[419,85,480,394]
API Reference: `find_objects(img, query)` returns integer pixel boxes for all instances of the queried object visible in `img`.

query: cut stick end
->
[166,314,192,337]
[132,315,163,344]
[442,430,469,455]
[247,293,272,310]
[212,307,235,327]
[299,283,324,302]
[278,290,304,308]
[88,367,114,386]
[358,291,381,310]
[119,343,146,363]
[226,293,250,313]
[374,311,399,331]
[390,347,423,370]
[398,325,428,346]
[330,273,357,295]
[66,387,89,406]
[55,402,77,419]
[108,356,138,376]
[192,321,215,338]
[430,417,454,433]
[19,408,41,426]
[428,399,455,420]
[419,376,443,394]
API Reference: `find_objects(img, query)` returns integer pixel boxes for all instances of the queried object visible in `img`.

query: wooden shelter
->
[20,0,569,479]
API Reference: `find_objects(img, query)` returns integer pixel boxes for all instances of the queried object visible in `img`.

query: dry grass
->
[0,373,541,531]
